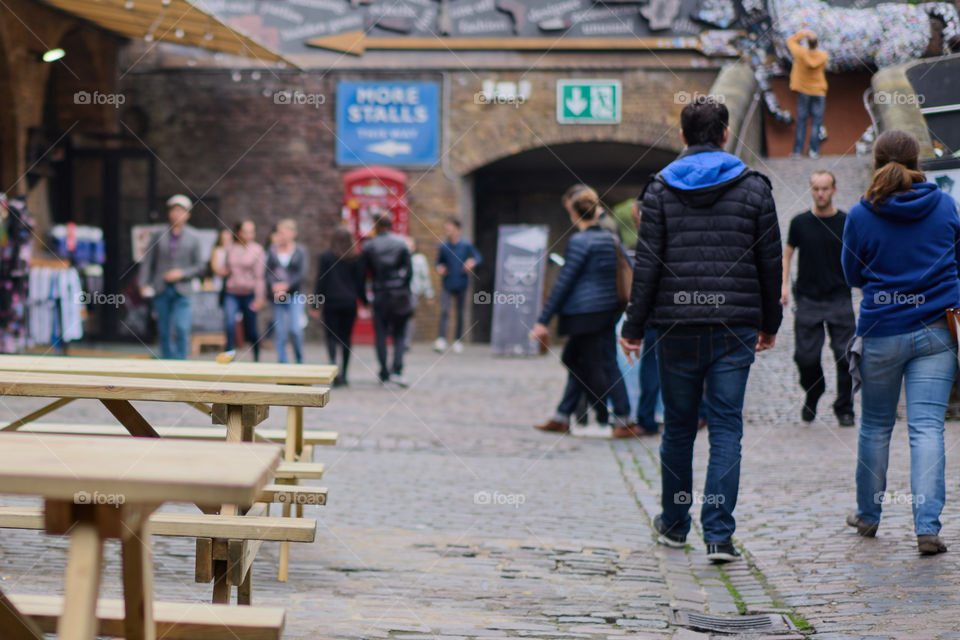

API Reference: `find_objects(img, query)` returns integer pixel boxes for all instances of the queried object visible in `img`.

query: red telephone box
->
[341,167,409,239]
[341,167,409,344]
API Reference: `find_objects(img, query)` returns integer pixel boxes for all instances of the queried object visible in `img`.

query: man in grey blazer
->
[139,195,207,359]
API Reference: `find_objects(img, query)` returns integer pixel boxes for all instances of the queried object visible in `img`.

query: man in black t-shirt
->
[781,170,856,426]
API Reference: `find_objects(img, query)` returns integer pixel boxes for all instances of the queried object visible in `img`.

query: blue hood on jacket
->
[661,149,748,191]
[857,182,944,223]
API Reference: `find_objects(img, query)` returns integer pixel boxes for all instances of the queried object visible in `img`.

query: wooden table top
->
[0,371,330,407]
[0,355,337,385]
[0,433,281,505]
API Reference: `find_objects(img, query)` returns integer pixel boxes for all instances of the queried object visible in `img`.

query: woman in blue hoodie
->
[842,130,960,555]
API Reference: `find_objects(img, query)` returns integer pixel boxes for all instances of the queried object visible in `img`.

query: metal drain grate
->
[671,609,795,634]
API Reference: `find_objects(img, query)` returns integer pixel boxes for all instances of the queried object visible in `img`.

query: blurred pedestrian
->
[541,185,635,433]
[209,228,233,304]
[630,199,662,435]
[782,170,855,426]
[266,219,307,364]
[223,220,266,361]
[405,236,434,352]
[139,194,206,360]
[314,226,365,386]
[531,186,635,438]
[788,29,828,159]
[434,217,481,353]
[620,96,782,563]
[842,130,959,555]
[363,213,413,386]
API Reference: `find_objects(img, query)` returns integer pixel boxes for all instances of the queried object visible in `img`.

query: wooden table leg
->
[0,589,44,640]
[221,404,249,517]
[100,399,161,438]
[278,406,302,582]
[58,521,103,640]
[238,567,253,605]
[2,397,75,431]
[120,506,155,640]
[212,559,230,604]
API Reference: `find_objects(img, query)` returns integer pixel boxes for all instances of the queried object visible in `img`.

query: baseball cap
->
[166,194,193,211]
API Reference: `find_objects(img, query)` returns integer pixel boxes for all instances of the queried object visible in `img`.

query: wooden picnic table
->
[0,432,281,640]
[0,368,331,584]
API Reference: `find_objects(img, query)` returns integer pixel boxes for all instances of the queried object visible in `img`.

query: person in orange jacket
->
[788,29,828,159]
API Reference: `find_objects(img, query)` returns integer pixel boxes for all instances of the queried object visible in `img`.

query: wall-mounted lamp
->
[39,48,66,63]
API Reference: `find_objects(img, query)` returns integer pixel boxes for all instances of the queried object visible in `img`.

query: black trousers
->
[560,328,612,421]
[323,306,356,381]
[794,294,856,415]
[373,303,409,381]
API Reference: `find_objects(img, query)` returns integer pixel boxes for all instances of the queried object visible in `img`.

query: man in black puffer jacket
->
[620,95,782,564]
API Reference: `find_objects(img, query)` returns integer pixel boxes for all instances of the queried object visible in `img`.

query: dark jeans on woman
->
[656,325,758,544]
[223,292,260,361]
[373,300,410,382]
[557,326,631,425]
[323,306,357,382]
[794,92,825,155]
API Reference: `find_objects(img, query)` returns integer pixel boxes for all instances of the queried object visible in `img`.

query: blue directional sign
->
[336,81,439,166]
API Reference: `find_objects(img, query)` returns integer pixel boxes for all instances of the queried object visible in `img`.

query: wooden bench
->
[0,503,321,606]
[8,593,285,640]
[17,422,338,448]
[0,433,284,640]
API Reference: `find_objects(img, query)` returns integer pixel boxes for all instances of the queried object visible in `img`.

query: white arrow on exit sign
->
[557,79,622,124]
[565,88,588,115]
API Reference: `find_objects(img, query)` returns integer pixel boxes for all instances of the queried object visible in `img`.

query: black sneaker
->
[837,413,855,427]
[706,541,741,563]
[801,404,816,423]
[653,514,686,548]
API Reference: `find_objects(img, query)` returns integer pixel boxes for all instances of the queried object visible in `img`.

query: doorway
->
[470,141,676,343]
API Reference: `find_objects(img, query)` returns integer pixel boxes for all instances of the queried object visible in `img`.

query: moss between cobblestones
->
[716,566,747,615]
[738,546,814,633]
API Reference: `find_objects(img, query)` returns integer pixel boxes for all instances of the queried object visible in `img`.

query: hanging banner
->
[490,224,549,356]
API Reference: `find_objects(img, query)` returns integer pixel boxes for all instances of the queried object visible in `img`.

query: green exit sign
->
[557,79,621,124]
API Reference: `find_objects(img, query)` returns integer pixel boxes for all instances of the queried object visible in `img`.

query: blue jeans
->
[794,93,825,155]
[855,327,957,535]
[272,299,304,364]
[223,292,260,358]
[657,325,758,543]
[154,285,192,360]
[638,327,661,432]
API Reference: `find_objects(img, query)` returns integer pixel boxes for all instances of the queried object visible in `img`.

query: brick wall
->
[120,67,718,341]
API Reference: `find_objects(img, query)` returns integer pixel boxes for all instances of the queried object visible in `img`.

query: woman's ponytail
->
[865,130,925,206]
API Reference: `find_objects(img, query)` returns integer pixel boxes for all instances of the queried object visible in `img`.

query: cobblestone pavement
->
[2,154,958,639]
